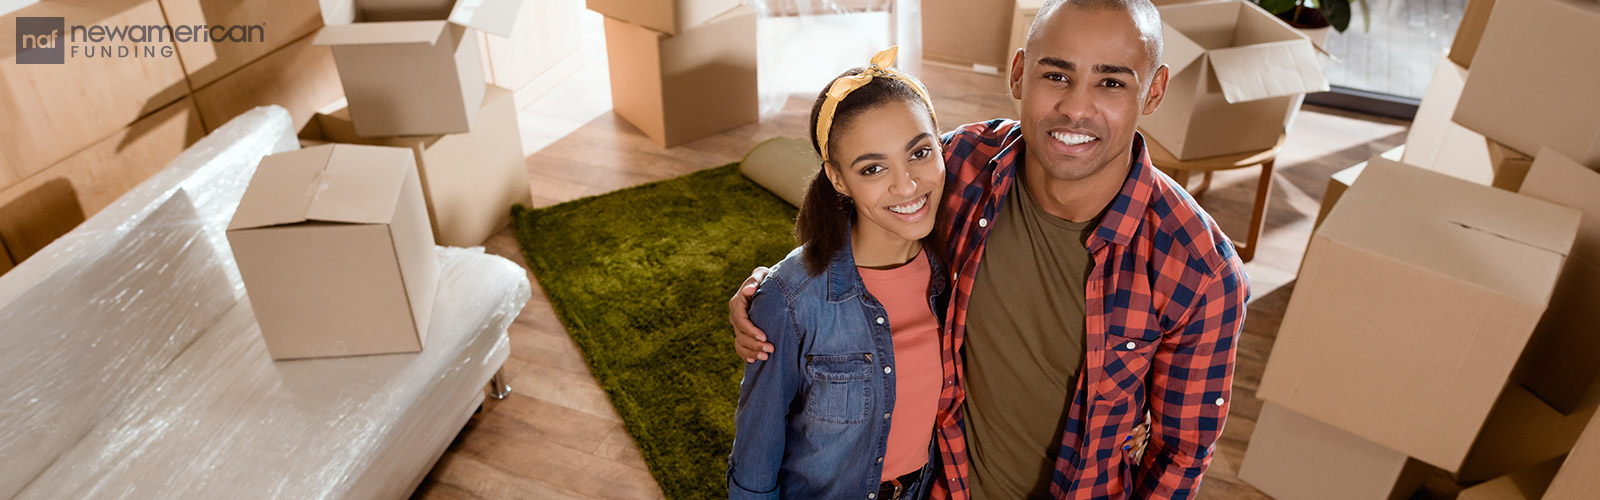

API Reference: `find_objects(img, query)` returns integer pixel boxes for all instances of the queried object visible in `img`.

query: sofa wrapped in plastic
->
[0,106,531,499]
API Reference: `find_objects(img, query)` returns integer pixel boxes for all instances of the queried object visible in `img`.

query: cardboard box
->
[1457,383,1595,482]
[192,32,345,133]
[1449,0,1501,69]
[312,0,520,137]
[160,0,324,88]
[479,0,583,95]
[1142,0,1328,160]
[307,86,529,247]
[924,0,1013,71]
[1454,0,1600,169]
[1458,457,1563,500]
[603,7,759,148]
[1402,56,1533,191]
[0,0,189,187]
[1545,408,1600,499]
[1009,0,1045,60]
[0,97,204,264]
[1311,145,1403,233]
[585,0,741,36]
[0,238,13,276]
[1258,158,1580,473]
[227,144,439,360]
[1513,148,1600,414]
[1238,402,1435,500]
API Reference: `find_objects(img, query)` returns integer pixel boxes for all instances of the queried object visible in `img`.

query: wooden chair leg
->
[1173,168,1192,193]
[1194,171,1215,202]
[1238,159,1275,263]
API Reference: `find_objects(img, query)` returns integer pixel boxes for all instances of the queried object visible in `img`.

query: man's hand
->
[730,267,775,363]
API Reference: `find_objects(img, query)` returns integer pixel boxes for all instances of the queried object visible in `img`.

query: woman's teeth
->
[1052,131,1097,146]
[887,195,927,215]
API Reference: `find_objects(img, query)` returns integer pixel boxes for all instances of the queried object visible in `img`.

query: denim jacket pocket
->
[803,353,873,424]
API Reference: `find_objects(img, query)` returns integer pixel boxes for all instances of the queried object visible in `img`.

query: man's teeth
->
[1052,131,1097,146]
[887,195,927,215]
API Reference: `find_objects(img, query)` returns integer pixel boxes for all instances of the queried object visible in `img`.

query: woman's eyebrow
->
[850,152,888,167]
[904,133,934,151]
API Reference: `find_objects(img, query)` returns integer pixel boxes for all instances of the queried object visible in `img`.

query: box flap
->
[1207,40,1329,103]
[304,144,414,225]
[318,0,359,26]
[312,20,448,47]
[447,0,522,37]
[1521,147,1600,266]
[228,146,336,231]
[1402,56,1469,168]
[1162,23,1206,76]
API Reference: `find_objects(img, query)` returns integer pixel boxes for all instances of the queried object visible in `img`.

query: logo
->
[16,17,64,64]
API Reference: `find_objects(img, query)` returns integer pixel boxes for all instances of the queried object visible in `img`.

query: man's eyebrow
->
[1095,64,1136,76]
[1038,57,1073,71]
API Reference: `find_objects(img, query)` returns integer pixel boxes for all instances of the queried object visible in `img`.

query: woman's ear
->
[823,162,851,198]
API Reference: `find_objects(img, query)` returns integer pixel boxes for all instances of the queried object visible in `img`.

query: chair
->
[1141,132,1287,263]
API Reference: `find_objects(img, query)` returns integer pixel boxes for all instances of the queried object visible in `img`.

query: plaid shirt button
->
[978,218,988,228]
[1216,398,1226,406]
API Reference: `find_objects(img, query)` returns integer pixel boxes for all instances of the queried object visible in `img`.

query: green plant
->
[1258,0,1370,33]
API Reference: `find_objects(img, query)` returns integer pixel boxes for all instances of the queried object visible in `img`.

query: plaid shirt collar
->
[979,129,1158,252]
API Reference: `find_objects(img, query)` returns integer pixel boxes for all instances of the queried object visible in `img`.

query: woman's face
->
[824,98,944,244]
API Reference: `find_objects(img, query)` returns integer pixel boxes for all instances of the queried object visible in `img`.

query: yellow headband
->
[816,46,938,164]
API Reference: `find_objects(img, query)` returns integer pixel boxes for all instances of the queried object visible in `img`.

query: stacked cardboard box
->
[590,0,759,148]
[1142,0,1328,160]
[1249,158,1595,498]
[1454,0,1600,170]
[303,0,532,247]
[1400,56,1532,190]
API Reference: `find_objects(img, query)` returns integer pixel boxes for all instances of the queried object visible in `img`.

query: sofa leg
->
[487,368,512,400]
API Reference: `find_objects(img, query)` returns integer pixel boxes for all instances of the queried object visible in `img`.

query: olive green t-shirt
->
[962,169,1097,500]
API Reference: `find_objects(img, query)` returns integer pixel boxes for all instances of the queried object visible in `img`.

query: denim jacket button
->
[884,366,892,374]
[876,316,885,325]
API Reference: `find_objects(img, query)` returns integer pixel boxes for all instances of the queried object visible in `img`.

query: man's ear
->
[823,162,851,198]
[1009,48,1027,100]
[1142,64,1169,115]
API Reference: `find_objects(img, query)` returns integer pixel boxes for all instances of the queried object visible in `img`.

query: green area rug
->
[511,164,799,499]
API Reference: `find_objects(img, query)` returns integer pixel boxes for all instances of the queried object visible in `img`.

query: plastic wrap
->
[751,0,923,119]
[0,106,533,499]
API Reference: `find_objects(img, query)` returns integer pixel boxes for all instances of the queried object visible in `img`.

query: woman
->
[726,47,947,500]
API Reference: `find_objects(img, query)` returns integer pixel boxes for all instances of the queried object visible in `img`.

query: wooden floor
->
[410,11,1413,500]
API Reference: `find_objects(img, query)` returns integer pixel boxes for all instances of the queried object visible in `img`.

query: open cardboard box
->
[585,0,741,36]
[1454,0,1600,169]
[603,6,759,148]
[304,86,529,248]
[312,0,520,137]
[1142,0,1328,160]
[227,144,439,360]
[1258,158,1581,474]
[1403,55,1533,191]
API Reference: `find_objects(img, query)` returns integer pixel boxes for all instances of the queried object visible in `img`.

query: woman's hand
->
[1124,412,1152,462]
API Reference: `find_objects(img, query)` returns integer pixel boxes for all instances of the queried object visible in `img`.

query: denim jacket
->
[727,239,950,500]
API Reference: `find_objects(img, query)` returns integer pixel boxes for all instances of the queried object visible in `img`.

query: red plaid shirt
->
[929,120,1248,500]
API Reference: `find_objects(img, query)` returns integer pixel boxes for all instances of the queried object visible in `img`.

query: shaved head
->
[1027,0,1164,76]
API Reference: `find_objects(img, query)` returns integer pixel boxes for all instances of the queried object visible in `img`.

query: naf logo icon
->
[16,17,65,64]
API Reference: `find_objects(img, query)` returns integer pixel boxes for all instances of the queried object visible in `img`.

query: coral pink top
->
[858,250,941,481]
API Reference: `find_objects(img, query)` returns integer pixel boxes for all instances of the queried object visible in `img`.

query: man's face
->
[1009,6,1167,183]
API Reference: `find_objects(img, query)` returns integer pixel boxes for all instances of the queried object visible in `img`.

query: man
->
[730,0,1249,498]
